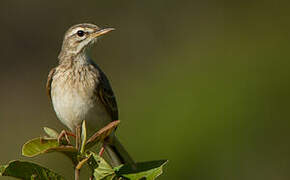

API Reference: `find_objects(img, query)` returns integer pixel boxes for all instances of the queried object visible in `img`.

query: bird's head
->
[59,23,114,59]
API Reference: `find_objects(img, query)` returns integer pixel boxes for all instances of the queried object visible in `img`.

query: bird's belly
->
[51,85,111,134]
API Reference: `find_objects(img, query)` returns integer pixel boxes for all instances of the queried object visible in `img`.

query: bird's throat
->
[59,51,90,66]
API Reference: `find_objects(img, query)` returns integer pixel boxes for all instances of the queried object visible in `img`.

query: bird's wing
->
[95,68,119,121]
[46,67,56,101]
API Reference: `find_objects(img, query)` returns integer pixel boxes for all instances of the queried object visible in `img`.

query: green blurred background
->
[1,0,290,179]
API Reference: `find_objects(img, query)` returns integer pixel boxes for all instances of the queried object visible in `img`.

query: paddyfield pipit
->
[46,23,134,167]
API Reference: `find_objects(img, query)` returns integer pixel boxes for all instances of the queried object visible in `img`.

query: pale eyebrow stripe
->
[65,26,95,39]
[66,27,84,38]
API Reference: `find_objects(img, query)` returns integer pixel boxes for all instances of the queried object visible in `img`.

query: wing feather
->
[46,68,56,101]
[95,68,118,121]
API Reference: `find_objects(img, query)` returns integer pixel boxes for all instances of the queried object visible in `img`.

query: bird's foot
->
[58,130,76,145]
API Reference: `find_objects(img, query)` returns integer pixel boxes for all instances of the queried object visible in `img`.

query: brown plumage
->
[46,23,134,167]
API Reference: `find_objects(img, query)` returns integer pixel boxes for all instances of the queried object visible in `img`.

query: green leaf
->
[80,120,87,154]
[0,160,64,180]
[22,137,59,157]
[101,174,117,180]
[86,152,168,180]
[43,127,59,139]
[0,165,8,175]
[22,137,78,165]
[22,137,78,157]
[116,160,168,180]
[87,152,115,180]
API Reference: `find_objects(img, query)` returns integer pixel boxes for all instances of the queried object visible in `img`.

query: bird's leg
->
[75,125,81,151]
[99,143,106,157]
[58,130,76,145]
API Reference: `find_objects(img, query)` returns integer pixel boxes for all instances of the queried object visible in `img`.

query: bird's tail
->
[104,135,135,168]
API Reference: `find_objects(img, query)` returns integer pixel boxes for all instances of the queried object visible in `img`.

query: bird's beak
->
[92,28,115,38]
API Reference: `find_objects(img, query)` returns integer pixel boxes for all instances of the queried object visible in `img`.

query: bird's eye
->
[77,30,85,37]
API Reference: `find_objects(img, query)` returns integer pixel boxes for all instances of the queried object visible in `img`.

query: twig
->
[76,156,90,170]
[85,120,120,149]
[75,167,80,180]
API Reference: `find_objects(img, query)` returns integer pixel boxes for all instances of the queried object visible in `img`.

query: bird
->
[46,23,134,167]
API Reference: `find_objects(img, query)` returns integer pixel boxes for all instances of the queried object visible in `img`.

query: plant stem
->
[75,167,80,180]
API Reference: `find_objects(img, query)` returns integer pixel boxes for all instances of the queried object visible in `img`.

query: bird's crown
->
[59,23,114,60]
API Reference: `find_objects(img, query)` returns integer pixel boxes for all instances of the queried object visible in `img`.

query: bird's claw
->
[57,130,76,145]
